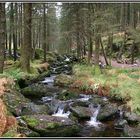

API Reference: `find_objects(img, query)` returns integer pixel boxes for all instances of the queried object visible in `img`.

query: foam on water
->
[65,57,70,62]
[52,107,70,118]
[87,105,101,127]
[42,96,53,102]
[78,94,92,101]
[42,75,56,84]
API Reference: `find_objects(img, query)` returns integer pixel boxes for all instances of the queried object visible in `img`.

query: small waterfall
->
[65,57,70,62]
[52,103,70,118]
[87,104,101,127]
[102,97,108,101]
[119,109,124,119]
[42,96,52,103]
[42,75,56,84]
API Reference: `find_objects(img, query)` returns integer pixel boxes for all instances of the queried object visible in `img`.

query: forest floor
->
[73,62,140,115]
[100,55,140,68]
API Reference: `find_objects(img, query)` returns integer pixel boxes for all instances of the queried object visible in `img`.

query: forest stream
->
[16,55,132,137]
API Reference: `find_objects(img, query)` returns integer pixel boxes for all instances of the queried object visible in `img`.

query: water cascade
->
[87,104,101,127]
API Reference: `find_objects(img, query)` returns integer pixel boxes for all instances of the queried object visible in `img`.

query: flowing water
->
[87,104,102,128]
[26,74,125,137]
[42,75,56,86]
[52,106,71,118]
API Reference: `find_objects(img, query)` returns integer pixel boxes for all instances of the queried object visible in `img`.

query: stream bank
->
[1,54,140,137]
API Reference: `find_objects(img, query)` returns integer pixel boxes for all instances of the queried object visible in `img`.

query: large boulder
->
[21,83,61,98]
[57,90,79,101]
[2,90,51,116]
[97,103,118,121]
[124,112,140,124]
[2,90,30,116]
[17,126,40,137]
[89,95,108,106]
[123,125,140,137]
[17,71,50,89]
[21,115,80,137]
[54,74,73,87]
[20,103,51,116]
[114,119,128,130]
[70,106,92,119]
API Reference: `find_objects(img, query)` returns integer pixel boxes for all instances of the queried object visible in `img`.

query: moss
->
[73,64,140,114]
[18,126,40,137]
[22,116,39,127]
[2,127,18,137]
[58,91,79,101]
[46,122,60,129]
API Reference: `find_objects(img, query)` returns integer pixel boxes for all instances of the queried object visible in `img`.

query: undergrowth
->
[73,64,140,114]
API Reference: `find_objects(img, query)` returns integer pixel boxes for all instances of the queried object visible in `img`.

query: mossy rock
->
[21,83,59,98]
[57,90,79,101]
[54,74,73,87]
[21,114,80,137]
[89,96,108,106]
[97,103,118,121]
[123,125,140,137]
[2,127,18,137]
[22,116,40,127]
[18,126,40,137]
[17,71,50,89]
[124,112,140,125]
[70,106,92,119]
[2,91,30,116]
[21,103,51,116]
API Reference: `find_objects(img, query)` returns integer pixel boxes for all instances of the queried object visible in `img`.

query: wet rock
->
[2,89,51,116]
[89,95,108,106]
[18,126,40,137]
[69,113,78,123]
[70,106,92,119]
[54,74,73,87]
[97,103,118,121]
[2,91,30,116]
[123,125,140,137]
[71,100,90,107]
[57,90,79,101]
[124,112,140,124]
[17,71,50,89]
[114,119,128,130]
[21,83,61,98]
[21,103,51,116]
[22,114,80,136]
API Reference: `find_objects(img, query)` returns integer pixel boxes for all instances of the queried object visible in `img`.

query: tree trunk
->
[107,33,113,65]
[99,36,109,66]
[43,4,47,62]
[0,3,6,73]
[88,36,93,65]
[20,3,32,73]
[76,5,81,60]
[20,3,23,48]
[46,4,50,52]
[13,3,18,61]
[94,34,100,66]
[87,4,93,65]
[131,42,135,64]
[9,3,13,56]
[4,4,7,59]
[120,3,125,31]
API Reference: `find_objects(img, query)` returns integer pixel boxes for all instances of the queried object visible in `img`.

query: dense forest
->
[0,2,140,138]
